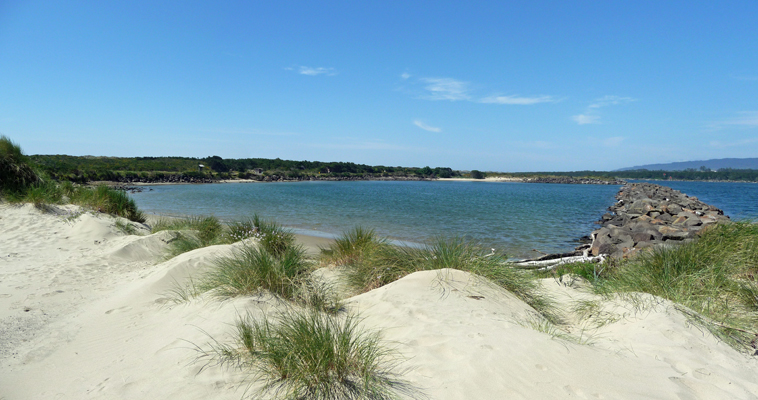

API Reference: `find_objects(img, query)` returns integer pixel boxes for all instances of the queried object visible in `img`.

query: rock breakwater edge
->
[589,182,730,259]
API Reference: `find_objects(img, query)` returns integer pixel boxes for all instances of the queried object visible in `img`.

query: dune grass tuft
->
[227,214,296,257]
[328,231,559,324]
[0,135,40,194]
[153,215,226,257]
[195,241,340,313]
[206,309,411,400]
[321,226,387,267]
[154,214,297,260]
[1,136,146,222]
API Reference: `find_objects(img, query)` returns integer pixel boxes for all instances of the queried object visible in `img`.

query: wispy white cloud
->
[588,95,637,109]
[722,111,758,126]
[479,95,556,105]
[285,66,337,76]
[200,128,298,136]
[421,78,471,101]
[709,137,758,148]
[308,140,409,151]
[514,140,555,149]
[572,114,600,125]
[573,95,636,125]
[603,136,625,147]
[413,120,441,132]
[708,111,758,131]
[409,74,558,106]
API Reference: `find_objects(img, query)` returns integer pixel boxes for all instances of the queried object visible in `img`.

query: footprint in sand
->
[105,306,132,314]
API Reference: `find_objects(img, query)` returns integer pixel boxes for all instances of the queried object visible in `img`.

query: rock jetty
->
[588,182,730,259]
[523,176,625,185]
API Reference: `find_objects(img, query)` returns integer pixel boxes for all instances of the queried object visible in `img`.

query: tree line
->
[26,154,758,183]
[29,154,460,182]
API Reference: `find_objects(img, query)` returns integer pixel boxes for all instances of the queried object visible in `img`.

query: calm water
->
[629,180,758,220]
[130,180,757,259]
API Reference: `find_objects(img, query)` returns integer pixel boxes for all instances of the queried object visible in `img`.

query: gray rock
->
[588,182,729,259]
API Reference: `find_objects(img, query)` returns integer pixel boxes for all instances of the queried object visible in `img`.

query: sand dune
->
[1,204,757,399]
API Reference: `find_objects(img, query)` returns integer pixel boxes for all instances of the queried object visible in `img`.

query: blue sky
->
[1,1,756,171]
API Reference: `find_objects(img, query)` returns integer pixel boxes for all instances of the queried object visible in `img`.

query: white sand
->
[2,203,757,399]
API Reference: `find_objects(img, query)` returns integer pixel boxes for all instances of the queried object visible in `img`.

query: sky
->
[1,1,757,172]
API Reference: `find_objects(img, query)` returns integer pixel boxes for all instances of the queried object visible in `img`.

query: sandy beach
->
[2,203,758,399]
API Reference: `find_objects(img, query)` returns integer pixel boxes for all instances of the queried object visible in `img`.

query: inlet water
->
[130,180,757,259]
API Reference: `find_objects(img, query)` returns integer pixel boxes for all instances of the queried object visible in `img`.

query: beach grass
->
[6,180,146,223]
[195,241,341,313]
[327,231,560,324]
[320,226,387,267]
[154,213,298,261]
[1,136,147,222]
[565,221,758,351]
[235,214,296,258]
[153,215,227,257]
[0,135,40,194]
[205,309,410,400]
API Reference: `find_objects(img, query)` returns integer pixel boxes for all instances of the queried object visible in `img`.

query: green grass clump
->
[155,214,296,260]
[19,181,63,210]
[153,215,226,257]
[198,243,307,298]
[233,214,296,258]
[321,226,387,267]
[596,221,758,351]
[195,241,339,312]
[1,137,145,222]
[209,309,410,400]
[0,135,40,194]
[328,231,558,323]
[86,185,146,223]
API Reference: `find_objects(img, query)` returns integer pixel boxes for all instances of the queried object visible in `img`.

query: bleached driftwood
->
[511,255,604,271]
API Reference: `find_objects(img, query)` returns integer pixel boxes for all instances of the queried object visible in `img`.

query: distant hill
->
[616,158,758,171]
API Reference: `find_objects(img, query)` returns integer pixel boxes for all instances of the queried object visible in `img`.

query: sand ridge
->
[1,204,758,399]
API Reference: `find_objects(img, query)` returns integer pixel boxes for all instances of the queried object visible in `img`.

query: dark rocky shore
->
[107,174,432,184]
[587,182,730,259]
[522,176,625,185]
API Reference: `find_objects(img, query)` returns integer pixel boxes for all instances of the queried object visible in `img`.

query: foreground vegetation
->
[321,227,560,324]
[553,221,758,352]
[168,218,408,398]
[203,309,410,400]
[0,136,145,222]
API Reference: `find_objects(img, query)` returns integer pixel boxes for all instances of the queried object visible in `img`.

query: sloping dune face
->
[349,269,758,399]
[1,204,757,399]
